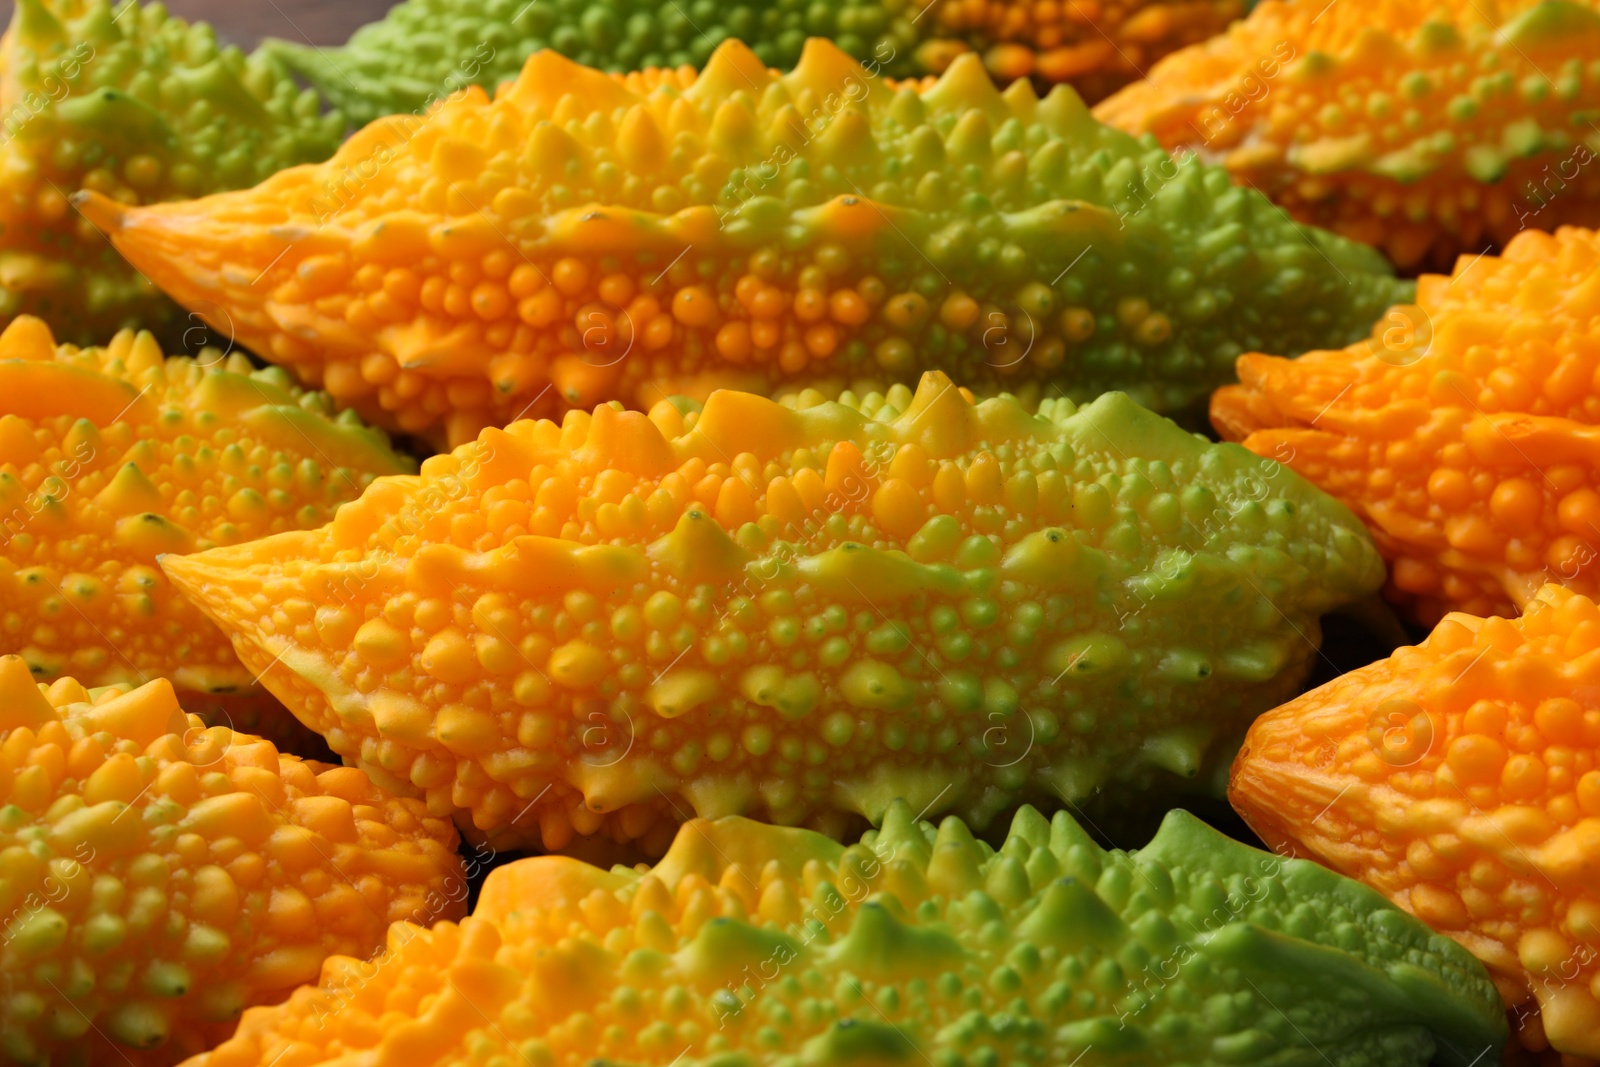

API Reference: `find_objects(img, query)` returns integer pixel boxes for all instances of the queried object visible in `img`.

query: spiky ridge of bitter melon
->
[159,371,1384,853]
[0,654,466,1067]
[0,0,343,344]
[0,315,415,701]
[1097,0,1600,272]
[78,37,1408,450]
[260,0,1249,129]
[1212,225,1600,628]
[1230,584,1600,1062]
[185,799,1507,1067]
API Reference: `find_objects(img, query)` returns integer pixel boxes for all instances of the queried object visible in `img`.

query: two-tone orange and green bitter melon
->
[0,655,466,1066]
[261,0,1249,129]
[1230,583,1600,1063]
[0,314,413,706]
[0,0,343,343]
[1211,225,1600,627]
[181,799,1508,1067]
[1095,0,1600,271]
[80,37,1408,448]
[160,372,1384,852]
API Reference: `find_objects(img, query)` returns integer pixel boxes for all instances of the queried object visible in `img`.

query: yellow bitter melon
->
[80,38,1408,448]
[162,372,1383,852]
[0,315,414,704]
[0,655,465,1066]
[186,800,1507,1067]
[1096,0,1600,271]
[0,0,343,342]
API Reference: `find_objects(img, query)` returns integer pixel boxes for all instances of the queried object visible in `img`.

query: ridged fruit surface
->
[0,315,414,699]
[0,0,343,343]
[1095,0,1600,271]
[1229,584,1600,1062]
[181,799,1507,1067]
[1211,226,1600,627]
[0,655,466,1066]
[160,372,1383,852]
[261,0,1248,128]
[78,38,1408,448]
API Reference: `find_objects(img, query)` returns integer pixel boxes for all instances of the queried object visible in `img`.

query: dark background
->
[0,0,396,48]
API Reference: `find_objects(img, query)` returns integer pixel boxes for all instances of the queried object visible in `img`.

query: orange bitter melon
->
[1095,0,1600,272]
[1211,225,1600,627]
[0,0,343,342]
[0,655,466,1065]
[78,38,1407,448]
[1230,583,1600,1062]
[160,371,1383,852]
[183,800,1507,1067]
[0,314,414,704]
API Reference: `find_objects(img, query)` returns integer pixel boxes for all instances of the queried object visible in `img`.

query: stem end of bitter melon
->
[70,190,125,233]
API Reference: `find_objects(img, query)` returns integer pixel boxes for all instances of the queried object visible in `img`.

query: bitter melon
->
[1231,583,1600,1062]
[0,314,414,702]
[1096,0,1600,271]
[0,0,343,343]
[160,372,1383,851]
[1211,225,1600,627]
[261,0,1249,129]
[79,38,1408,448]
[184,799,1507,1067]
[0,655,466,1066]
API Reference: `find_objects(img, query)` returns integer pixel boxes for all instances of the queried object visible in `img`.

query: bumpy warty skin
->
[0,0,343,343]
[77,37,1409,449]
[1211,225,1600,627]
[0,655,467,1067]
[1096,0,1600,272]
[260,0,1249,128]
[180,799,1507,1067]
[0,314,414,698]
[158,371,1384,853]
[1230,584,1600,1062]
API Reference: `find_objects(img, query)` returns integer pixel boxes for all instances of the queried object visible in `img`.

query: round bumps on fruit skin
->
[1229,584,1600,1062]
[160,370,1384,853]
[182,799,1507,1067]
[0,315,414,699]
[79,36,1408,449]
[0,0,343,343]
[0,655,467,1066]
[1211,225,1600,628]
[259,0,1248,127]
[1096,0,1600,272]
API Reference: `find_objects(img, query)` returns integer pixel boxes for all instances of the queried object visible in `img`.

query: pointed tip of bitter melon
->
[167,377,1381,851]
[185,802,1506,1067]
[0,661,465,1065]
[0,314,412,695]
[69,189,126,234]
[98,33,1402,447]
[1230,583,1600,1062]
